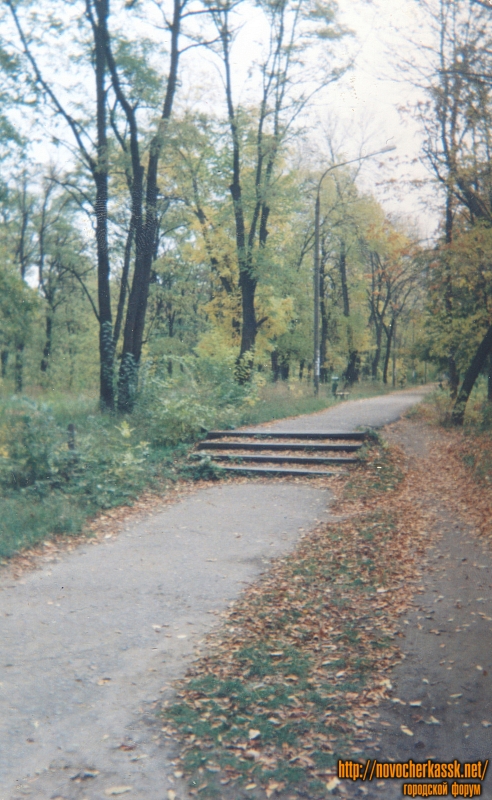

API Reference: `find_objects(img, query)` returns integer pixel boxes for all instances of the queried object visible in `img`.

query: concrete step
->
[205,430,367,441]
[208,454,358,465]
[214,464,347,477]
[197,441,362,452]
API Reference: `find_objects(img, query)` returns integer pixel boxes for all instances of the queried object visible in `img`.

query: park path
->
[0,388,428,800]
[343,419,492,799]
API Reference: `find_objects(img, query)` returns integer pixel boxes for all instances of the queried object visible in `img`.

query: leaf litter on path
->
[161,441,435,798]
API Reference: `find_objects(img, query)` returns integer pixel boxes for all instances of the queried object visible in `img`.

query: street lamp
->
[313,144,396,395]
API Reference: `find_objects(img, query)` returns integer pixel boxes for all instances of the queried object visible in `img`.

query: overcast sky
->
[326,0,438,237]
[16,0,439,239]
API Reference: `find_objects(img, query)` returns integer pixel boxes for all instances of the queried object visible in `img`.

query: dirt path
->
[340,419,492,799]
[0,388,429,800]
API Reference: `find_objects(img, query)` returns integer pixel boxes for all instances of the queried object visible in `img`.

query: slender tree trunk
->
[271,349,280,381]
[113,217,135,349]
[93,0,114,411]
[392,321,397,387]
[15,342,24,393]
[339,240,350,317]
[488,353,492,402]
[448,356,459,399]
[372,322,382,379]
[444,188,460,400]
[40,314,52,373]
[382,320,394,385]
[320,259,329,383]
[1,350,8,379]
[238,267,257,370]
[117,0,181,412]
[451,325,492,425]
[340,241,358,385]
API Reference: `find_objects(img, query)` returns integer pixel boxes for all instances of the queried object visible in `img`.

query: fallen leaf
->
[71,770,99,780]
[482,721,492,728]
[167,791,176,800]
[400,725,414,736]
[409,701,422,707]
[426,716,440,725]
[477,665,484,671]
[326,777,341,792]
[248,729,261,740]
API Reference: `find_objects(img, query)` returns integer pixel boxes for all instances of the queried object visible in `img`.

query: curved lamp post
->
[313,144,396,395]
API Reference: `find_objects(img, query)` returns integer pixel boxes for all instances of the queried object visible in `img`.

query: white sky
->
[175,0,440,239]
[321,0,439,238]
[13,0,439,239]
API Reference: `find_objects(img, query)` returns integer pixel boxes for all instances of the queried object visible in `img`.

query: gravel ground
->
[0,388,429,800]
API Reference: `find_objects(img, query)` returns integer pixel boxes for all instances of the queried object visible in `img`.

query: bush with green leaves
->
[0,400,150,509]
[133,355,259,447]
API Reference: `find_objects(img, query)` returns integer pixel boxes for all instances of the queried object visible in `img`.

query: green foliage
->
[0,399,150,505]
[133,355,259,447]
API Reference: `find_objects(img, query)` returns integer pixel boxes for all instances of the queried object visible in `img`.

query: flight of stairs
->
[194,429,367,477]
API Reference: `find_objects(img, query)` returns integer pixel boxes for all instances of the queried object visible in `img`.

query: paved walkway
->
[0,388,428,800]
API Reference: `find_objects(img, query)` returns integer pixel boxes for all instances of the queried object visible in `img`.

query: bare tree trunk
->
[271,349,280,381]
[339,240,349,317]
[116,0,181,412]
[382,319,395,385]
[1,350,8,379]
[452,324,492,425]
[40,314,52,373]
[90,0,114,410]
[372,322,382,379]
[15,342,24,393]
[320,258,329,383]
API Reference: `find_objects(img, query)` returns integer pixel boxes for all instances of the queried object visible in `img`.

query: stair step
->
[205,430,367,441]
[198,441,362,452]
[214,464,346,477]
[208,454,358,465]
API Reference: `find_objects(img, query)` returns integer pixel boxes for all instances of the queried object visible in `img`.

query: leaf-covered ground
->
[160,440,433,799]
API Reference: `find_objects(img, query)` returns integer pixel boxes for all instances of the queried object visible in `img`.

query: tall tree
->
[412,0,492,421]
[207,0,347,379]
[6,0,116,407]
